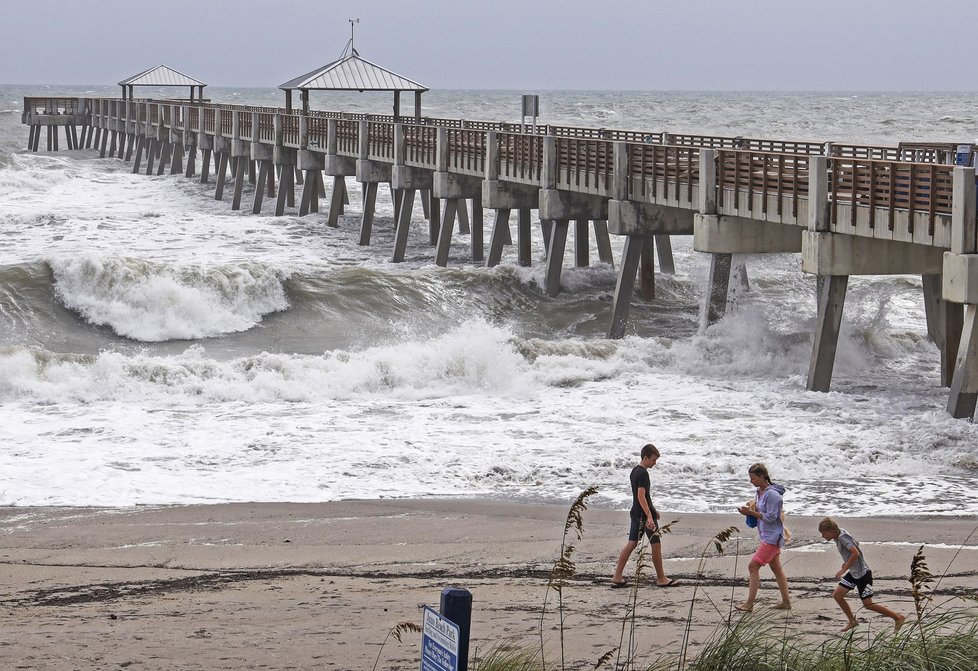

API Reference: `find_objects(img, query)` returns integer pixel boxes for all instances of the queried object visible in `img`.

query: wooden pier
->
[20,95,978,420]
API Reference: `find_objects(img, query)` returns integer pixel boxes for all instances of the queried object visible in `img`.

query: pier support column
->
[594,220,614,268]
[273,146,296,216]
[99,129,109,158]
[487,209,512,267]
[157,142,172,176]
[434,199,458,266]
[326,176,345,227]
[456,200,470,234]
[298,150,326,216]
[108,131,118,160]
[124,134,134,161]
[471,194,485,263]
[169,143,184,175]
[252,160,271,214]
[200,149,212,183]
[356,149,393,231]
[132,136,145,173]
[574,219,589,267]
[639,236,656,300]
[249,141,274,214]
[185,145,196,178]
[923,273,963,387]
[429,195,441,247]
[231,156,247,210]
[517,209,533,267]
[214,152,230,200]
[807,275,849,392]
[392,188,417,263]
[943,169,978,417]
[608,235,646,339]
[144,139,157,175]
[358,182,379,245]
[545,220,570,296]
[947,305,978,419]
[701,253,732,329]
[655,234,675,274]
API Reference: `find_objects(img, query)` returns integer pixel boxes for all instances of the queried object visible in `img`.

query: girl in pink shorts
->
[736,463,791,612]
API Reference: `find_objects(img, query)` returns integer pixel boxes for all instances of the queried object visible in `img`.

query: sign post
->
[521,94,540,135]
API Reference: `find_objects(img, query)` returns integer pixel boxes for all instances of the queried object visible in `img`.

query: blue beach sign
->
[421,606,460,671]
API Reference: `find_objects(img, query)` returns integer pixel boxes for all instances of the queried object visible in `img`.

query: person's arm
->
[756,491,781,523]
[637,487,656,527]
[835,539,861,579]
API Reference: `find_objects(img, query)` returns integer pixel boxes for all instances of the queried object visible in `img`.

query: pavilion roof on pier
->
[278,51,427,93]
[118,65,206,88]
[117,65,206,101]
[278,49,427,118]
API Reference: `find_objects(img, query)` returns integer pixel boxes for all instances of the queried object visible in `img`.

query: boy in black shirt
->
[611,443,681,588]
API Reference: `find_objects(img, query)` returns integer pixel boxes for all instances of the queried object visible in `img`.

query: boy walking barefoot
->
[818,517,906,633]
[611,443,680,588]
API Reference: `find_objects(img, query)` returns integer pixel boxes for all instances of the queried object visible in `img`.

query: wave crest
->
[48,254,290,341]
[0,320,533,403]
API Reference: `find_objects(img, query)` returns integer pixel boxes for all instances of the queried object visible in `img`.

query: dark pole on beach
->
[440,588,472,671]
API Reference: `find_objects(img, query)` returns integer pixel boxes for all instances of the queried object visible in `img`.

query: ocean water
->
[2,85,977,515]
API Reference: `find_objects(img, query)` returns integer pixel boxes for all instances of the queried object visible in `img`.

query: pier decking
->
[20,95,978,420]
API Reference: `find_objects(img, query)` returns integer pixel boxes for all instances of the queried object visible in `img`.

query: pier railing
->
[335,119,359,156]
[21,96,967,249]
[307,116,328,150]
[626,143,700,208]
[717,150,810,221]
[446,128,486,177]
[497,132,544,186]
[555,137,614,197]
[828,157,954,241]
[403,124,438,169]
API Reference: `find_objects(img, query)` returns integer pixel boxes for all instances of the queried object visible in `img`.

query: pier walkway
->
[20,96,978,420]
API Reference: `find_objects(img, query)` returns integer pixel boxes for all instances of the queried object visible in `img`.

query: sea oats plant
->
[541,485,599,671]
[372,621,423,671]
[677,526,739,671]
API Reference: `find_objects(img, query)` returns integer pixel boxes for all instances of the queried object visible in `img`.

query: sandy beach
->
[1,501,975,670]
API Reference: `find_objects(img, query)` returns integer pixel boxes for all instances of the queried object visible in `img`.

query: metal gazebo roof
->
[278,49,428,118]
[118,65,207,101]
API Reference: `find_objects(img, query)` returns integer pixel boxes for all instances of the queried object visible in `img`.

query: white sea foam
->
[48,254,290,341]
[0,320,532,403]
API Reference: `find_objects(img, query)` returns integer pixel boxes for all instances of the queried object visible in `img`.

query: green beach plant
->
[613,519,677,671]
[371,621,423,671]
[540,485,599,671]
[676,526,739,671]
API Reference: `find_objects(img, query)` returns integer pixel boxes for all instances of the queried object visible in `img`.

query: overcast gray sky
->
[2,0,976,90]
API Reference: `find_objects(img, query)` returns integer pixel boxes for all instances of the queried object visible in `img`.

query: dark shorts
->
[839,570,874,600]
[628,512,661,544]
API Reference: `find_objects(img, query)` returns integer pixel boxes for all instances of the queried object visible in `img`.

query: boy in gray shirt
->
[818,517,906,633]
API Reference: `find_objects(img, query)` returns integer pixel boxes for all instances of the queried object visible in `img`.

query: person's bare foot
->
[771,602,792,610]
[841,619,858,633]
[734,603,753,612]
[894,614,906,633]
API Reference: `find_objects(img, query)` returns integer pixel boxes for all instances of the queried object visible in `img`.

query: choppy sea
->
[2,85,977,515]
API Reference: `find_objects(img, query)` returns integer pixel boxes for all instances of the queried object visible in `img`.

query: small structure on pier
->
[279,46,427,119]
[118,65,206,102]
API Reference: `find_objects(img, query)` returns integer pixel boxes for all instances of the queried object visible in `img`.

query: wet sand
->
[1,501,975,670]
